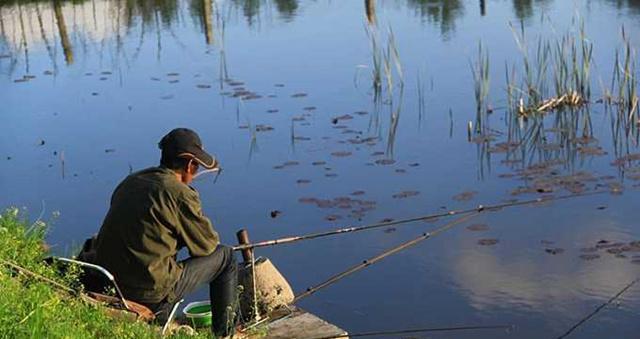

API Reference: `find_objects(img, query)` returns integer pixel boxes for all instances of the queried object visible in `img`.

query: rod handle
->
[236,229,252,263]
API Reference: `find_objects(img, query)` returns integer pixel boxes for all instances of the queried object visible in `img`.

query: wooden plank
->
[256,307,348,339]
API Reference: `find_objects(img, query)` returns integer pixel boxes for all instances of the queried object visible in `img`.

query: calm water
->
[2,0,640,338]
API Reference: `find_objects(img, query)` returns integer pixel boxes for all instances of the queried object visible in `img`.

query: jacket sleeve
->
[176,188,220,257]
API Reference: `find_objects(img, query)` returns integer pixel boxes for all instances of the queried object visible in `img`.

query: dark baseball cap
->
[158,128,218,169]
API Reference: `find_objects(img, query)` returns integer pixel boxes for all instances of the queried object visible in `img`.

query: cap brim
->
[178,150,218,170]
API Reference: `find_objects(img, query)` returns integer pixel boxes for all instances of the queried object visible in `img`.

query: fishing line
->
[233,190,608,252]
[293,212,478,303]
[555,277,640,339]
[309,324,514,339]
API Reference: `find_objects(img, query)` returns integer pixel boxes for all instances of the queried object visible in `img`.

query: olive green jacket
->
[94,166,219,303]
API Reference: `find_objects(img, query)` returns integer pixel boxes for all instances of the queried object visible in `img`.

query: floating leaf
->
[453,191,477,201]
[375,159,395,165]
[478,239,499,246]
[545,248,565,255]
[298,197,318,204]
[466,224,489,232]
[392,191,420,199]
[255,124,274,132]
[331,151,352,157]
[579,254,600,261]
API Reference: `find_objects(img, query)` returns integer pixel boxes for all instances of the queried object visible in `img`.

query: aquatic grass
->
[471,40,490,134]
[417,71,426,126]
[607,26,639,154]
[365,23,404,105]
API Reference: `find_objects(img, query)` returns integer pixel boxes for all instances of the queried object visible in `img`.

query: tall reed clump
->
[507,19,592,117]
[607,26,639,152]
[0,208,209,338]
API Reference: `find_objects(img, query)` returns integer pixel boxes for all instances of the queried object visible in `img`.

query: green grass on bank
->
[0,208,210,339]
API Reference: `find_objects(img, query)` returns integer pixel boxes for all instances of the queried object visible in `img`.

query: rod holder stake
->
[236,229,252,264]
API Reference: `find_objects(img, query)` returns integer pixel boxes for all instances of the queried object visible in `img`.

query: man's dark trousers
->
[148,245,238,337]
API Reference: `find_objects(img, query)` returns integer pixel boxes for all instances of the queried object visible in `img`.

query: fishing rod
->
[293,212,478,303]
[555,277,640,339]
[233,190,607,252]
[309,324,514,339]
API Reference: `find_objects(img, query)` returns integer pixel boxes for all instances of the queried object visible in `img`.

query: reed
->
[471,41,490,134]
[417,71,426,126]
[366,24,404,105]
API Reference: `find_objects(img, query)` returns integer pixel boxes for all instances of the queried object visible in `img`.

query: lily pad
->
[392,191,420,199]
[478,239,499,246]
[255,125,274,132]
[331,151,352,157]
[453,191,478,201]
[545,248,565,255]
[466,224,489,232]
[375,159,395,165]
[579,254,600,261]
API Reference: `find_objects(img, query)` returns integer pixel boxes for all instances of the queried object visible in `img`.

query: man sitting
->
[92,128,237,337]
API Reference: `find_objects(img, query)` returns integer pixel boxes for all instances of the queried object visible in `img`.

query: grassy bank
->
[0,208,209,338]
